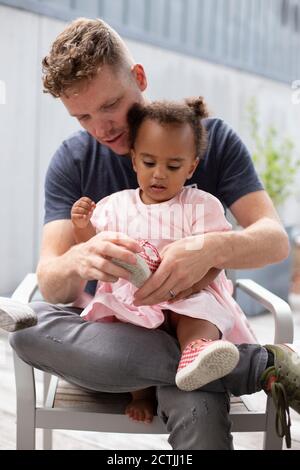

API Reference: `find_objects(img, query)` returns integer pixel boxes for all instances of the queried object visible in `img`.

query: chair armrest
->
[11,273,38,303]
[235,279,294,344]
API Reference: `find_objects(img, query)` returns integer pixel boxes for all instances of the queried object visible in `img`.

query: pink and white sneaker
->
[175,338,240,391]
[138,240,161,273]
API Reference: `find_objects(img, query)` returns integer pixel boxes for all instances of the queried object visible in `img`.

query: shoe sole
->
[112,255,151,287]
[175,341,240,392]
[0,297,37,332]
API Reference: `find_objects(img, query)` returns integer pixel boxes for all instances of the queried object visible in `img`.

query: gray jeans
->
[9,301,268,450]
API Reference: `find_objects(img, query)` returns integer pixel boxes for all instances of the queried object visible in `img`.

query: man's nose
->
[93,119,113,140]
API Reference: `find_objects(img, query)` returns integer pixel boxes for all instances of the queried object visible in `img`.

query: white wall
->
[0,4,299,294]
[0,6,80,294]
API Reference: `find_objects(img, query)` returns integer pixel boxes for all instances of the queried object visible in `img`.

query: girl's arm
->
[73,221,96,243]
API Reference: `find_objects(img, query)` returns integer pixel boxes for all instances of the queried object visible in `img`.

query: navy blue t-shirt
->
[44,117,263,225]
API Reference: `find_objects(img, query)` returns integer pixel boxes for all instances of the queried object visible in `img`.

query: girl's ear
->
[187,158,200,179]
[131,149,137,172]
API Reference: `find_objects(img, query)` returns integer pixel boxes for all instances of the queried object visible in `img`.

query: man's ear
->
[131,64,147,92]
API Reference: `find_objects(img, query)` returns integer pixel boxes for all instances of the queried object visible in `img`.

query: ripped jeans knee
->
[156,385,233,450]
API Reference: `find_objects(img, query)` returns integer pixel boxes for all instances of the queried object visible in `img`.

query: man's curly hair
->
[42,18,133,97]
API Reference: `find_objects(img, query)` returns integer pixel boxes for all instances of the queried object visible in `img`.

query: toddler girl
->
[71,98,256,423]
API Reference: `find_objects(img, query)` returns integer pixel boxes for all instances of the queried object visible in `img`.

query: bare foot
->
[125,398,155,423]
[125,389,155,423]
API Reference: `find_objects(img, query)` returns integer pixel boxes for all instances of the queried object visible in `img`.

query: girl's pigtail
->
[185,96,209,118]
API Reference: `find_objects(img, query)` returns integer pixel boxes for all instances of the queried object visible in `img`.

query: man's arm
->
[37,220,85,304]
[133,190,289,306]
[37,220,143,304]
[211,191,289,269]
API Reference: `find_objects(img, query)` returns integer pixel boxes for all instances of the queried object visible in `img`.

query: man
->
[1,18,300,449]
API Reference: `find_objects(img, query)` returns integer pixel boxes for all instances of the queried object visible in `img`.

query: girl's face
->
[131,119,199,204]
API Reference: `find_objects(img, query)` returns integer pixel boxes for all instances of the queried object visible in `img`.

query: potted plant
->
[247,97,300,210]
[235,97,300,315]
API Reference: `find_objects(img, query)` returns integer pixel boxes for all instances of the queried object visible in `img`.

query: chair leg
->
[43,429,53,450]
[263,396,283,450]
[42,372,53,449]
[13,353,36,449]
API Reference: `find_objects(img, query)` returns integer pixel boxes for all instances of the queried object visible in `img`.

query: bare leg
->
[167,311,239,391]
[125,387,156,423]
[168,311,220,351]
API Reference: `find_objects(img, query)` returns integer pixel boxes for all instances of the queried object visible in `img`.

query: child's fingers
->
[79,196,95,204]
[75,200,95,210]
[72,203,95,214]
[72,206,90,216]
[72,212,89,219]
[73,197,96,210]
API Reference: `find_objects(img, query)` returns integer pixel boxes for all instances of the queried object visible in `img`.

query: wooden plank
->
[53,379,251,417]
[54,379,132,413]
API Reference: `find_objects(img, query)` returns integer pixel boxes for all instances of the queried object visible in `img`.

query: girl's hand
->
[71,197,96,229]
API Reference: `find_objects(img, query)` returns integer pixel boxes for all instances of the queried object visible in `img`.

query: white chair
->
[11,273,294,450]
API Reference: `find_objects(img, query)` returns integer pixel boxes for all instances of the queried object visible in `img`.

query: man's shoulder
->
[61,130,103,158]
[49,130,111,174]
[203,116,225,131]
[63,129,94,144]
[204,117,234,145]
[203,117,248,164]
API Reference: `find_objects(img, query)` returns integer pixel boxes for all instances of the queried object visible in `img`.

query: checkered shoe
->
[175,338,240,391]
[112,240,161,288]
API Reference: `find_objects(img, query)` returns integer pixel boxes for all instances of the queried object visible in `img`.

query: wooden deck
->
[1,307,300,450]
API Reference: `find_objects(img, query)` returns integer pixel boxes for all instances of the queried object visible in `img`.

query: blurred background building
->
[0,0,300,296]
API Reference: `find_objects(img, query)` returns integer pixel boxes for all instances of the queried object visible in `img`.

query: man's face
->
[61,64,147,154]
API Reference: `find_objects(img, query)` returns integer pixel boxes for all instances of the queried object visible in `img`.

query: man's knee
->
[9,326,37,365]
[8,301,69,367]
[157,386,233,450]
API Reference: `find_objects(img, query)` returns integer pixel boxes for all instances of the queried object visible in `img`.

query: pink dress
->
[80,187,256,344]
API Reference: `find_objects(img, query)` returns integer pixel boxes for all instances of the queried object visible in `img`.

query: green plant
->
[247,97,300,208]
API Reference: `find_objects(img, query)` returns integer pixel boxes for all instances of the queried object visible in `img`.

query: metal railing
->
[0,0,299,83]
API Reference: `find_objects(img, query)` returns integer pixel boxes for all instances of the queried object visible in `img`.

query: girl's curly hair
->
[128,97,209,160]
[42,18,132,97]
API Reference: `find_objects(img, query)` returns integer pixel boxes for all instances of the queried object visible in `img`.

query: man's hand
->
[73,231,143,283]
[133,235,216,306]
[38,221,144,304]
[167,267,221,303]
